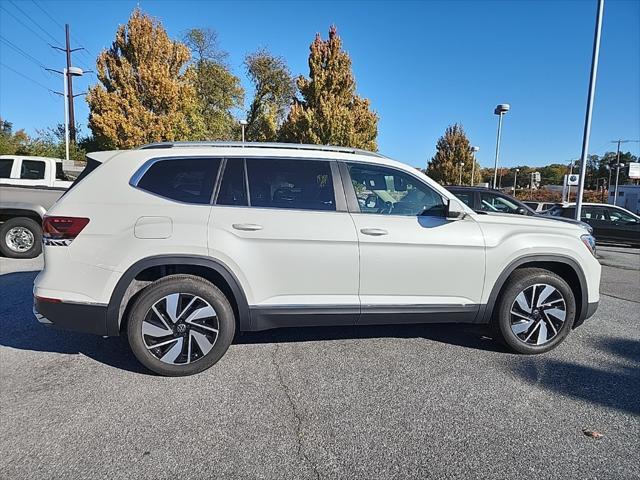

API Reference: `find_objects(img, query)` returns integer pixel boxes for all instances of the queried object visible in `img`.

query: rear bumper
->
[33,297,109,335]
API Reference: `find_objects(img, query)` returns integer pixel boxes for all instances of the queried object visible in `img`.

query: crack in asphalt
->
[271,343,322,480]
[601,292,640,304]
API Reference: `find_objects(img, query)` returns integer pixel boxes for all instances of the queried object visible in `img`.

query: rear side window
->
[246,158,336,211]
[0,158,12,178]
[136,158,221,204]
[20,160,46,179]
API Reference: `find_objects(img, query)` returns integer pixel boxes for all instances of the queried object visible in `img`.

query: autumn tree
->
[427,124,480,185]
[279,25,378,151]
[184,28,244,140]
[244,49,294,142]
[87,9,203,149]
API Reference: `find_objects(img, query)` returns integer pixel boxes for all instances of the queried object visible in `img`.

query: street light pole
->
[470,146,479,186]
[513,168,519,194]
[63,69,69,162]
[492,104,510,189]
[575,0,604,221]
[459,162,464,185]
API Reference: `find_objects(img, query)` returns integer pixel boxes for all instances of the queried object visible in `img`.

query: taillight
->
[42,216,90,244]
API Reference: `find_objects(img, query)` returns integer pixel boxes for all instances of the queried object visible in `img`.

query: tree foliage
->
[279,26,378,151]
[244,49,295,142]
[427,124,480,185]
[86,9,203,149]
[184,28,244,140]
[0,118,87,161]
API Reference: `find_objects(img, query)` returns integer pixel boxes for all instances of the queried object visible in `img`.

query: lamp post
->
[63,66,84,161]
[492,103,510,189]
[458,162,464,185]
[470,146,479,186]
[513,168,520,194]
[240,120,248,143]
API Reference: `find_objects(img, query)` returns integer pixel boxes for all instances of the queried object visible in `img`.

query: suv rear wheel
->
[493,268,576,354]
[127,274,236,376]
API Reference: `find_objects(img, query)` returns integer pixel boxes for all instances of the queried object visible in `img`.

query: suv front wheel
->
[493,268,576,354]
[127,274,236,376]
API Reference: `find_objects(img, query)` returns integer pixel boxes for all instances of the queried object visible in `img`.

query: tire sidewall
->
[0,217,42,259]
[127,276,235,376]
[497,271,576,354]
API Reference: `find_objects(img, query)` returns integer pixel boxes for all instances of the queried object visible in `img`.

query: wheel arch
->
[479,254,588,327]
[106,255,250,336]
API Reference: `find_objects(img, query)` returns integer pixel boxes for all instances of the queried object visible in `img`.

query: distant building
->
[609,185,640,214]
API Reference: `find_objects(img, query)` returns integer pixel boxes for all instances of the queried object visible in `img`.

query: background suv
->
[34,143,600,376]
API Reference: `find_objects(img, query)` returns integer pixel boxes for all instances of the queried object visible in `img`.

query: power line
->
[0,5,55,48]
[8,0,58,44]
[0,61,54,93]
[0,35,46,68]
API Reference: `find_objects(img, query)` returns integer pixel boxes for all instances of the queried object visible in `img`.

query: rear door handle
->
[232,223,263,231]
[360,228,388,236]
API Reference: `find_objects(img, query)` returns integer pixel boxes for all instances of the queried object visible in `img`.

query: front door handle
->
[360,228,388,236]
[232,223,263,231]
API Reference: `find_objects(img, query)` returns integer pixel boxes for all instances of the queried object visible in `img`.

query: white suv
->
[33,142,601,376]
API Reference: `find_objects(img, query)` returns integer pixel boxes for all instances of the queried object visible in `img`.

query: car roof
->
[0,155,63,162]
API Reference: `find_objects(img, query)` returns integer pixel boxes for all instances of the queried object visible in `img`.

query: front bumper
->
[33,297,109,335]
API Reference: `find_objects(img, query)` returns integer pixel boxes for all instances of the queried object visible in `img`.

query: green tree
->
[279,25,378,150]
[184,28,244,140]
[427,124,480,185]
[244,49,294,142]
[0,119,29,155]
[87,9,203,149]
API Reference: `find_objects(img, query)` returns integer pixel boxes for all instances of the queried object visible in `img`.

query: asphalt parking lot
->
[1,246,639,480]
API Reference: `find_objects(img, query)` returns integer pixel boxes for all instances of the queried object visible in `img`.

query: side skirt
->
[248,304,481,331]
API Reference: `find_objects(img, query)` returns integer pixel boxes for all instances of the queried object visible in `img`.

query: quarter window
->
[20,160,46,180]
[136,158,221,204]
[245,159,336,211]
[479,192,520,214]
[348,163,444,216]
[0,158,12,178]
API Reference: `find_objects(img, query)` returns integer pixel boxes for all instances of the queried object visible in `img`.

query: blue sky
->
[1,0,639,168]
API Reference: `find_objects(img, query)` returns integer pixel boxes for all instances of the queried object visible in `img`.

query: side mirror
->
[446,198,467,220]
[517,207,527,215]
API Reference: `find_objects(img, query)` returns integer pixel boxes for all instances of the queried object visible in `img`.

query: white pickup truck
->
[0,155,74,258]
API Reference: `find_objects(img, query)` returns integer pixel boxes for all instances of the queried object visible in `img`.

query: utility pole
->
[51,24,84,143]
[611,139,640,205]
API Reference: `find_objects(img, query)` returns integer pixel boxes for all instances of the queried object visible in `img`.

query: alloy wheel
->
[509,283,567,346]
[6,227,35,253]
[142,293,219,365]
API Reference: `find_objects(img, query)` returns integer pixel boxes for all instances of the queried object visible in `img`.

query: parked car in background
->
[546,203,640,247]
[33,142,600,376]
[0,155,72,188]
[446,186,592,233]
[524,201,559,213]
[0,155,72,258]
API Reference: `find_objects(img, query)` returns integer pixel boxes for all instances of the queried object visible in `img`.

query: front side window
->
[20,160,46,180]
[607,208,638,223]
[479,192,521,214]
[348,163,444,216]
[246,158,335,211]
[581,207,607,221]
[452,191,474,208]
[0,158,13,178]
[136,158,221,204]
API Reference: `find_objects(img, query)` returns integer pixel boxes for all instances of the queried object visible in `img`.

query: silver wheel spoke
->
[165,293,180,323]
[536,285,556,307]
[160,337,184,363]
[145,337,179,350]
[511,319,534,335]
[515,292,532,313]
[545,307,566,322]
[151,305,174,332]
[536,322,549,345]
[524,322,541,342]
[142,320,172,338]
[190,330,215,355]
[510,310,532,321]
[186,305,216,322]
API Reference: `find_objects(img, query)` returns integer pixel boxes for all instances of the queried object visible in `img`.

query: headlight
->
[581,234,597,257]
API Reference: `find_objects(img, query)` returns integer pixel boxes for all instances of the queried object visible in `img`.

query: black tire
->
[0,217,42,259]
[127,274,236,376]
[492,268,576,354]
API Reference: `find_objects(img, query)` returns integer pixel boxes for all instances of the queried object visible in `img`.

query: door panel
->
[344,162,486,320]
[209,158,360,325]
